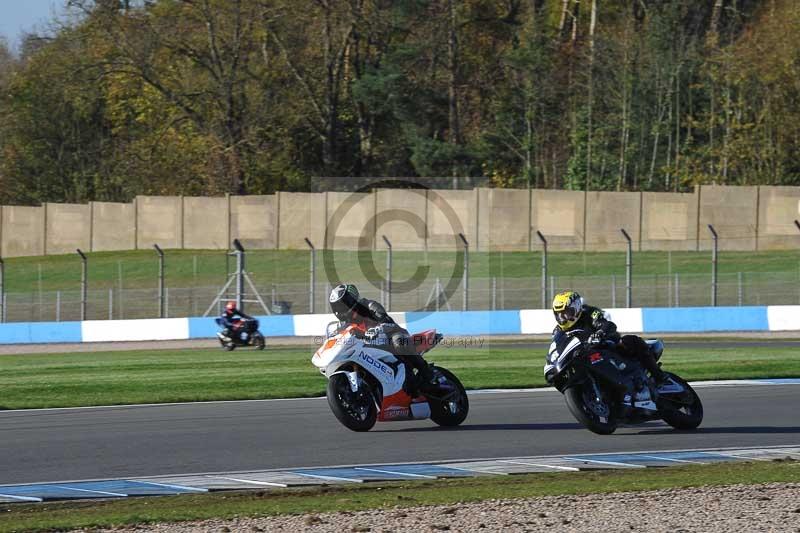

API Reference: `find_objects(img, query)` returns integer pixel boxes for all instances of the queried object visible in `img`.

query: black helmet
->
[329,284,360,321]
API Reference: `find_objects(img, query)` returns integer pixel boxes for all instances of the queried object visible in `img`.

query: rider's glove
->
[587,331,605,345]
[365,326,389,345]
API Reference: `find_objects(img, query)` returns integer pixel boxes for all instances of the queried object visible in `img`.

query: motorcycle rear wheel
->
[659,373,703,430]
[223,342,236,351]
[427,367,469,427]
[326,373,378,432]
[564,383,617,435]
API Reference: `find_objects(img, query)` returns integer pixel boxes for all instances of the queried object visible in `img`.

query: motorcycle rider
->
[328,284,436,392]
[548,291,666,385]
[220,301,253,343]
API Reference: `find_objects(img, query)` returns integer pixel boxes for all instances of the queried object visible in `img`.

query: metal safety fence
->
[3,270,799,323]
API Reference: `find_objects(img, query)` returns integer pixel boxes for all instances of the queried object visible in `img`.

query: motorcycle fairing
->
[313,326,427,418]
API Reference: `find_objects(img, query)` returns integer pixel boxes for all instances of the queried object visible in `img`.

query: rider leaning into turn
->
[219,301,253,342]
[549,291,666,385]
[328,284,436,391]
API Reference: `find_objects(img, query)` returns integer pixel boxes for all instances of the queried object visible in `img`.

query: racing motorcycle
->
[215,317,266,351]
[545,330,703,435]
[312,322,469,432]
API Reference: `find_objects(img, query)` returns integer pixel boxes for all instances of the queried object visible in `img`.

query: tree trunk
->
[448,0,461,188]
[585,0,596,191]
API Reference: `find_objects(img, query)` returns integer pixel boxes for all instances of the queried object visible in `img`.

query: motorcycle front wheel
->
[564,381,617,435]
[253,332,266,350]
[659,373,703,430]
[426,367,469,427]
[326,373,378,432]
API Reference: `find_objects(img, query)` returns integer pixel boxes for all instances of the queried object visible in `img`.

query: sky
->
[0,0,67,52]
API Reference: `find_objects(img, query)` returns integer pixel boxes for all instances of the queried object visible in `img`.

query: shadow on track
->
[635,426,800,435]
[373,422,584,433]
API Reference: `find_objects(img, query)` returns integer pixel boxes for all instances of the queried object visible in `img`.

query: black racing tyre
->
[659,373,703,430]
[326,373,378,432]
[253,333,266,350]
[427,367,469,427]
[223,342,236,351]
[564,383,617,435]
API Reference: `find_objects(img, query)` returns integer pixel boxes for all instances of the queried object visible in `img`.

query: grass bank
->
[0,460,797,532]
[0,344,798,409]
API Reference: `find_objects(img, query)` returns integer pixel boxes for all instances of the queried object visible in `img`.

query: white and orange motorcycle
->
[312,322,469,431]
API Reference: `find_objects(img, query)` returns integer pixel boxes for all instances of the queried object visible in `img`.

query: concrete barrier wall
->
[477,188,530,251]
[530,190,585,251]
[641,192,699,251]
[91,202,136,251]
[427,189,477,250]
[182,197,228,250]
[277,192,327,249]
[1,185,799,257]
[1,206,45,258]
[326,191,375,250]
[757,186,800,250]
[136,196,182,249]
[230,195,277,249]
[698,185,759,251]
[375,189,427,250]
[45,203,91,255]
[2,305,798,343]
[585,191,642,251]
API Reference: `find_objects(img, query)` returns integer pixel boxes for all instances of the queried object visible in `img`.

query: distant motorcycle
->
[545,331,703,435]
[215,317,265,351]
[312,322,469,432]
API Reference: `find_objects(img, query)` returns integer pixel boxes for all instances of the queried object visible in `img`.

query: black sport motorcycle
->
[215,318,266,351]
[545,330,703,435]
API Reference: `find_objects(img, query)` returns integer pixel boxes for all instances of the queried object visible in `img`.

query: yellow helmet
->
[552,291,584,330]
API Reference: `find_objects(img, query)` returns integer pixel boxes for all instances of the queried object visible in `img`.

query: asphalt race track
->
[1,383,799,485]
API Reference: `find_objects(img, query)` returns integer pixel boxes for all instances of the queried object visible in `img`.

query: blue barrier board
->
[642,306,769,332]
[0,321,82,344]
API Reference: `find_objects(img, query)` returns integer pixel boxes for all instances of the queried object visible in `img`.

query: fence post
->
[304,238,315,314]
[707,224,718,307]
[675,273,680,307]
[109,288,113,320]
[77,249,87,321]
[459,233,469,311]
[0,256,4,323]
[56,291,61,322]
[536,231,548,309]
[492,277,497,310]
[154,244,165,318]
[620,229,633,308]
[736,272,743,306]
[382,235,392,311]
[233,239,245,311]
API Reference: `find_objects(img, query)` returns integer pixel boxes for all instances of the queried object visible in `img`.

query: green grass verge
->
[3,248,799,291]
[1,461,797,533]
[1,345,799,409]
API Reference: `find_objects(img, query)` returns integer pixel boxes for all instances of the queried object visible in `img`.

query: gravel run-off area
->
[82,482,800,533]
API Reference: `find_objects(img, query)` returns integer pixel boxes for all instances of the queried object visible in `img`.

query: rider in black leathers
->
[329,284,435,391]
[548,291,665,385]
